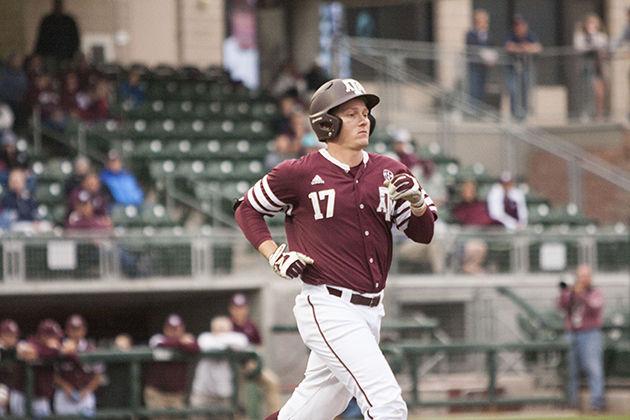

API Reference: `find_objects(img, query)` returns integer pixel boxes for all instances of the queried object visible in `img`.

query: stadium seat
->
[31,159,73,182]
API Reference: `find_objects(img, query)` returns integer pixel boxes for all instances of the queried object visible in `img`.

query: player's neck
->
[326,143,364,168]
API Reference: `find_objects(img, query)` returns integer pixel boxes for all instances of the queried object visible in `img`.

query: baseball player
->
[235,78,437,419]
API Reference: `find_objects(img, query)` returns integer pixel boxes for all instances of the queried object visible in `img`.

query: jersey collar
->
[319,149,369,173]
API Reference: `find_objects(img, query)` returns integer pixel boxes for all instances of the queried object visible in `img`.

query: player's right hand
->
[268,243,314,279]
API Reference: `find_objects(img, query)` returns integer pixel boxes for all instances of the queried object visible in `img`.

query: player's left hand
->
[268,243,314,279]
[383,173,426,211]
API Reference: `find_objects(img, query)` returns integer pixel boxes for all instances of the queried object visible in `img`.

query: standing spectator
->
[190,316,249,419]
[558,264,605,412]
[119,69,146,109]
[11,319,74,418]
[64,156,91,197]
[223,5,259,89]
[34,0,80,72]
[0,53,28,129]
[228,294,281,414]
[574,14,609,121]
[505,15,542,121]
[54,315,104,417]
[0,320,21,416]
[487,171,528,230]
[466,9,497,105]
[68,172,110,217]
[451,180,496,273]
[144,314,199,419]
[99,150,144,207]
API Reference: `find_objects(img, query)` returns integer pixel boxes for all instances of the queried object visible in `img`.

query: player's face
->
[334,98,370,151]
[164,324,184,339]
[66,326,86,340]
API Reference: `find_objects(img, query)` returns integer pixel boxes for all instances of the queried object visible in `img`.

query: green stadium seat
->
[35,182,64,205]
[32,159,73,182]
[149,160,176,179]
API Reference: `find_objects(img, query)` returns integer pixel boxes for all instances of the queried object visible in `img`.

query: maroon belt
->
[326,286,381,307]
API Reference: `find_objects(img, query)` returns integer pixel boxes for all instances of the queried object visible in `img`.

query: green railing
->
[1,346,261,419]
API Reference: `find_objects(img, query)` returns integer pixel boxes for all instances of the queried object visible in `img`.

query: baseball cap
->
[164,314,184,328]
[230,293,249,307]
[0,319,19,335]
[37,319,63,338]
[65,314,86,330]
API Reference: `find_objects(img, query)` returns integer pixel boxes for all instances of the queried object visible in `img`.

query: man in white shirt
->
[487,171,528,230]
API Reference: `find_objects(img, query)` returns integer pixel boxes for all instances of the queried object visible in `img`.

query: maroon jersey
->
[231,319,262,345]
[14,338,64,398]
[236,149,437,293]
[56,339,104,390]
[144,334,199,393]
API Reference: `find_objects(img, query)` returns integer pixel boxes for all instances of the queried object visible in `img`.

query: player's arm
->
[79,373,103,399]
[54,374,75,396]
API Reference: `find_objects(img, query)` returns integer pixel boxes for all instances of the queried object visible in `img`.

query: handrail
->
[345,37,630,195]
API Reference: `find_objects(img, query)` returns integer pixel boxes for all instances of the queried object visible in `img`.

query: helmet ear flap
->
[368,114,376,135]
[310,114,342,141]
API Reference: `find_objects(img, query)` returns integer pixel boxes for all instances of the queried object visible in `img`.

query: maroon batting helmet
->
[309,78,380,142]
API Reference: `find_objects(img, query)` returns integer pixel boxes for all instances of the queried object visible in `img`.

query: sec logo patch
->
[383,169,394,181]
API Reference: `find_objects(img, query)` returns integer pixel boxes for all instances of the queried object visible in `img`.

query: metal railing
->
[0,346,261,419]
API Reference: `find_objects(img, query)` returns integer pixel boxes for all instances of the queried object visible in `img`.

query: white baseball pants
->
[54,389,96,416]
[278,283,407,420]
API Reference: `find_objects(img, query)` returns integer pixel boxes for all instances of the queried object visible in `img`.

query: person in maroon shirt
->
[65,190,113,231]
[68,172,111,218]
[451,180,497,273]
[144,314,199,418]
[0,319,21,416]
[228,293,281,413]
[235,79,437,420]
[53,314,103,416]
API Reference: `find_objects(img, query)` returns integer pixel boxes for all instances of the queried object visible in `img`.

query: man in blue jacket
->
[99,150,143,206]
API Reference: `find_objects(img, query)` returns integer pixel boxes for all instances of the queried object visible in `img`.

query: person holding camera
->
[557,264,605,412]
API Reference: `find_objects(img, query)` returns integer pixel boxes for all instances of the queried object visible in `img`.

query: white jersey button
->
[364,230,369,236]
[376,282,379,287]
[355,180,359,184]
[359,204,365,209]
[369,258,374,263]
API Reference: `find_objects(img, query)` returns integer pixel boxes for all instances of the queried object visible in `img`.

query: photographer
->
[557,264,605,412]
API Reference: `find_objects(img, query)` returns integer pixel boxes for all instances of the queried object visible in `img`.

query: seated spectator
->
[0,53,28,129]
[0,129,29,178]
[54,315,104,417]
[272,93,301,136]
[119,69,145,109]
[191,316,249,419]
[0,168,50,232]
[11,319,75,418]
[68,172,110,217]
[487,171,528,230]
[60,72,89,119]
[26,73,60,122]
[144,314,199,417]
[65,190,112,231]
[99,151,144,206]
[81,79,110,122]
[264,133,299,170]
[451,180,497,274]
[270,61,306,98]
[0,319,21,417]
[229,294,281,414]
[64,155,91,197]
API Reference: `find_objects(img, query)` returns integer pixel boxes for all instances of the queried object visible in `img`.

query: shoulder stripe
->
[262,175,286,207]
[247,188,275,216]
[254,180,283,212]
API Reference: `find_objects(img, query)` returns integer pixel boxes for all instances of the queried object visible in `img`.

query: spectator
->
[487,171,528,230]
[0,129,29,177]
[0,53,28,128]
[81,79,110,122]
[99,150,144,207]
[113,334,133,351]
[0,320,21,416]
[270,61,307,98]
[465,9,497,105]
[451,180,496,273]
[190,316,249,419]
[119,69,146,109]
[68,172,110,217]
[228,294,281,414]
[65,190,112,231]
[54,315,104,416]
[60,72,89,119]
[144,314,199,419]
[34,0,81,72]
[558,264,605,412]
[574,14,609,121]
[272,94,301,136]
[64,155,91,197]
[265,133,300,171]
[0,168,48,232]
[11,319,74,418]
[304,60,329,93]
[223,5,259,89]
[391,129,434,180]
[26,73,60,123]
[505,15,542,121]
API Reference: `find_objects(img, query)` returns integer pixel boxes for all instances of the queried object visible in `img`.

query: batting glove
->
[268,243,314,279]
[384,173,427,213]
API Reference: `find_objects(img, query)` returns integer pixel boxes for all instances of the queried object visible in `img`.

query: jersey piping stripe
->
[247,188,275,216]
[253,181,283,212]
[262,175,286,207]
[394,208,411,226]
[307,296,375,419]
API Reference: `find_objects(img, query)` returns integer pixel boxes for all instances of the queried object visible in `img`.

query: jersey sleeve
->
[244,159,299,216]
[391,166,438,232]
